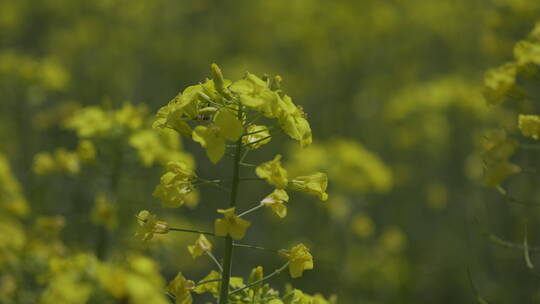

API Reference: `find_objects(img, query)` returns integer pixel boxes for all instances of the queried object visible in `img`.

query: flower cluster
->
[137,64,332,303]
[135,210,170,241]
[153,161,197,208]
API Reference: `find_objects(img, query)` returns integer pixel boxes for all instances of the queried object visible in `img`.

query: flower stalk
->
[218,109,244,304]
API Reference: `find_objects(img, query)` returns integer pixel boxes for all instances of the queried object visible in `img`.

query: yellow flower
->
[135,210,169,241]
[153,84,204,136]
[34,216,65,239]
[242,124,271,149]
[261,189,289,218]
[193,270,220,296]
[519,114,540,140]
[64,106,113,138]
[76,140,96,162]
[33,152,56,175]
[152,161,196,208]
[91,193,117,230]
[187,234,213,259]
[229,73,279,117]
[167,273,195,304]
[54,148,80,175]
[248,266,264,294]
[482,63,517,105]
[484,161,521,187]
[256,155,288,189]
[275,95,312,147]
[214,207,251,240]
[279,243,314,278]
[192,109,243,163]
[289,172,329,201]
[114,103,146,130]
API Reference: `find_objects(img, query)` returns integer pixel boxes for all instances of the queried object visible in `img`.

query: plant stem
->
[169,227,216,236]
[233,243,280,254]
[242,135,271,148]
[229,262,289,295]
[206,251,224,272]
[238,204,264,217]
[219,112,244,304]
[195,278,223,287]
[195,178,231,193]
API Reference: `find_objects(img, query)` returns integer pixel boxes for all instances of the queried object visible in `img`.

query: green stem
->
[238,204,264,217]
[233,243,280,254]
[169,227,216,236]
[242,135,271,148]
[486,232,540,252]
[195,178,231,193]
[219,111,244,304]
[206,251,224,273]
[195,278,223,287]
[241,127,273,137]
[229,262,290,295]
[496,186,540,206]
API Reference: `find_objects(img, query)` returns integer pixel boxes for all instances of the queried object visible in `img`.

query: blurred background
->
[1,0,540,302]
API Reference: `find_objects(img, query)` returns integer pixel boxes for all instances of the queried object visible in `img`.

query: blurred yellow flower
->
[187,234,213,259]
[64,106,113,138]
[261,189,289,218]
[483,161,521,187]
[167,272,194,304]
[519,114,540,140]
[256,154,288,189]
[76,140,96,162]
[153,84,204,136]
[54,148,80,175]
[289,172,328,201]
[214,207,251,240]
[193,270,220,295]
[135,210,169,241]
[351,215,375,238]
[483,63,517,105]
[279,243,314,278]
[114,103,146,130]
[33,152,56,175]
[91,194,117,230]
[153,161,196,208]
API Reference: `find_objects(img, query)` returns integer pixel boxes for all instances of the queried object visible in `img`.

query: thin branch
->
[195,278,223,287]
[238,204,264,217]
[246,113,263,127]
[206,251,224,273]
[229,262,290,295]
[169,227,216,236]
[486,232,540,252]
[233,242,280,254]
[195,178,231,193]
[241,127,273,137]
[524,226,535,269]
[496,186,540,207]
[242,135,271,148]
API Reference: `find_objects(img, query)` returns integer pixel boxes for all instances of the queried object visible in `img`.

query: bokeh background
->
[2,0,540,302]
